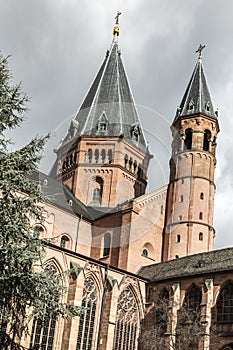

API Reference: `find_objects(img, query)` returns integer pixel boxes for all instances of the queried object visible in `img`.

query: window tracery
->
[76,276,98,350]
[113,286,138,350]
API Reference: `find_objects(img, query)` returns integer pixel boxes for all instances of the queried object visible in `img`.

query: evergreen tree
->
[0,54,79,349]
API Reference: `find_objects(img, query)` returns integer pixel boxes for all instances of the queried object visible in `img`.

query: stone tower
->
[163,49,220,261]
[51,15,151,208]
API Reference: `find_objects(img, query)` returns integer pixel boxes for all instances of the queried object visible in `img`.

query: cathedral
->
[23,15,233,350]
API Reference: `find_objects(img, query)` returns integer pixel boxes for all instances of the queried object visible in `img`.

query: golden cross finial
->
[113,11,122,36]
[196,44,205,59]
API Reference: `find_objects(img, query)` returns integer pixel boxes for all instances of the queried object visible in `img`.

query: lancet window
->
[113,286,139,350]
[76,276,98,350]
[29,264,58,350]
[217,281,233,323]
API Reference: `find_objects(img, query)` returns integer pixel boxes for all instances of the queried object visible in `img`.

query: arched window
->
[60,235,69,249]
[76,276,98,350]
[133,160,137,173]
[217,282,233,323]
[199,212,203,220]
[87,149,92,163]
[183,284,202,313]
[199,232,203,241]
[203,130,211,151]
[200,192,204,200]
[30,264,58,350]
[124,154,128,168]
[184,128,193,150]
[101,149,106,163]
[33,225,44,238]
[94,149,99,163]
[160,205,164,215]
[129,157,133,171]
[92,177,103,205]
[108,149,113,164]
[103,233,111,257]
[113,287,139,350]
[155,288,169,335]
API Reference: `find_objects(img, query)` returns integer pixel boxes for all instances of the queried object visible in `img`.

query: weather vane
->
[113,11,122,37]
[196,44,205,59]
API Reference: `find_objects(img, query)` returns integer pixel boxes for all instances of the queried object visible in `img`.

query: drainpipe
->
[75,215,82,253]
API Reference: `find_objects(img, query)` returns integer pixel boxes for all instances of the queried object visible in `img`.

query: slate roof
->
[62,39,147,150]
[174,57,217,121]
[138,247,233,282]
[31,171,134,221]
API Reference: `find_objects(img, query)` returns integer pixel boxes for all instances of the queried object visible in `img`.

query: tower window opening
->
[97,112,108,132]
[203,130,211,151]
[178,215,182,221]
[93,188,101,202]
[161,205,164,215]
[129,157,133,171]
[175,255,179,259]
[176,235,181,243]
[60,235,69,249]
[124,154,128,167]
[200,192,204,200]
[101,149,106,163]
[184,128,193,150]
[188,100,194,111]
[33,225,44,238]
[205,101,210,112]
[108,149,113,164]
[87,149,92,163]
[137,164,142,178]
[91,177,103,205]
[103,233,111,257]
[179,195,184,203]
[199,212,203,220]
[133,160,137,173]
[94,149,99,163]
[142,248,148,257]
[199,232,203,241]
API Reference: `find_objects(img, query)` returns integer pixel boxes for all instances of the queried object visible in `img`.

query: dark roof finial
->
[195,44,205,60]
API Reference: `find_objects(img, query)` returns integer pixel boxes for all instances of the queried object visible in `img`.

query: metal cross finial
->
[196,44,205,58]
[115,11,122,24]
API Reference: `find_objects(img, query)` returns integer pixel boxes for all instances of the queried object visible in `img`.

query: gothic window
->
[103,233,111,257]
[113,286,139,350]
[217,282,233,323]
[30,265,58,350]
[203,130,211,151]
[184,128,193,150]
[155,288,169,335]
[76,276,98,350]
[199,232,203,241]
[60,235,69,249]
[183,284,202,313]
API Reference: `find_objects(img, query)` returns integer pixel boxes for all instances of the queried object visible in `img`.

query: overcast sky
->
[1,0,233,249]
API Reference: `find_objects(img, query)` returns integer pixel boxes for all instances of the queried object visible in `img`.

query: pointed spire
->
[62,14,146,150]
[174,46,217,122]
